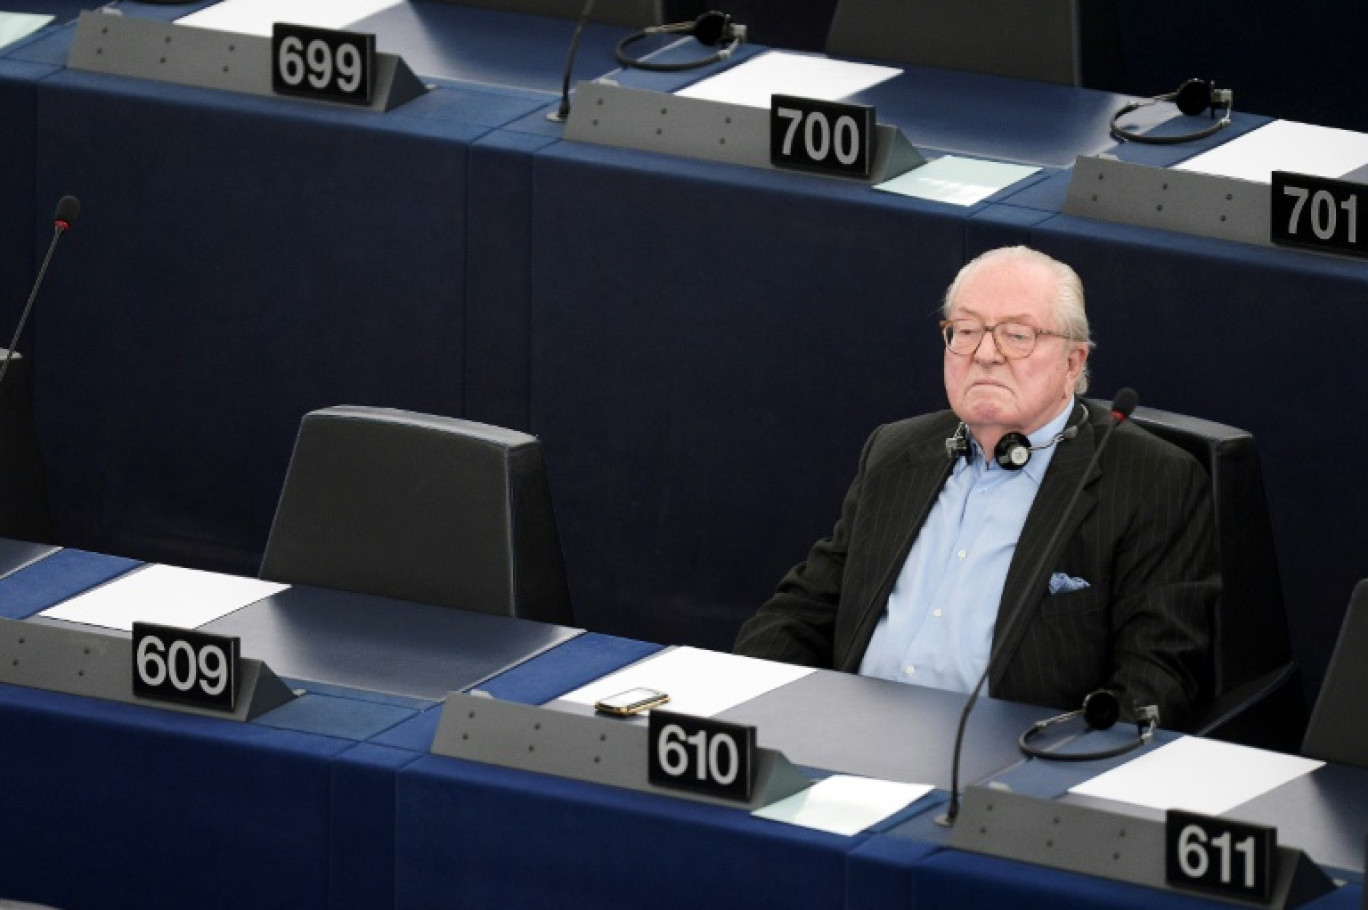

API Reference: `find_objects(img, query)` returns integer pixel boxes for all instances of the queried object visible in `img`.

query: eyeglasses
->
[940,319,1071,359]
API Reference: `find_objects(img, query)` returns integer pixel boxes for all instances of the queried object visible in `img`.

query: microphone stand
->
[937,389,1138,826]
[546,0,596,123]
[0,215,73,393]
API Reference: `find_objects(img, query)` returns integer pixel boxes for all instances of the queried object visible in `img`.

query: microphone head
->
[54,195,81,231]
[1110,387,1138,421]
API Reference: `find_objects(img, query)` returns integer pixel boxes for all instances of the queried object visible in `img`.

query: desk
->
[4,0,1367,819]
[1,546,1365,909]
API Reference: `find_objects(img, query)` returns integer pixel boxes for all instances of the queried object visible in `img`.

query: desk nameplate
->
[1064,155,1269,247]
[951,786,1333,909]
[564,81,923,183]
[0,617,294,721]
[67,10,426,113]
[431,692,809,810]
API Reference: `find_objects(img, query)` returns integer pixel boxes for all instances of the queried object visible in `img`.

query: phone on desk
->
[594,687,669,716]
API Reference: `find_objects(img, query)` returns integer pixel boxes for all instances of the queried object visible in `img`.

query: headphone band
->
[1110,78,1234,145]
[615,11,746,73]
[1019,691,1159,762]
[946,402,1087,470]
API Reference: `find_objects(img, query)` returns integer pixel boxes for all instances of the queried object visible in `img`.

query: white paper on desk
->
[1174,119,1368,183]
[177,0,402,37]
[558,645,813,717]
[38,564,288,632]
[676,50,900,110]
[876,155,1041,206]
[1068,736,1324,816]
[0,12,52,50]
[753,774,933,836]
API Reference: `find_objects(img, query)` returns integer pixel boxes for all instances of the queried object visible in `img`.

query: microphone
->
[546,0,597,123]
[936,388,1138,826]
[0,196,81,392]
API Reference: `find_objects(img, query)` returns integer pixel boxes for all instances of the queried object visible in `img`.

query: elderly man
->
[734,246,1216,726]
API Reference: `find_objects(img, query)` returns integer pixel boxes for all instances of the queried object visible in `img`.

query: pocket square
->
[1048,572,1090,595]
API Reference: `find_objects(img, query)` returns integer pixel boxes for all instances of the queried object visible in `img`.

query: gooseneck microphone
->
[547,0,597,123]
[936,388,1138,827]
[0,196,81,393]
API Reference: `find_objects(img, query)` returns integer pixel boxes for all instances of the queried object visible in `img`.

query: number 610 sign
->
[647,709,756,801]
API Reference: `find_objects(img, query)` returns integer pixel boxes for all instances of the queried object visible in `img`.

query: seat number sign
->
[1165,809,1275,902]
[770,95,874,179]
[132,622,240,711]
[648,709,755,801]
[272,23,375,105]
[1271,170,1366,257]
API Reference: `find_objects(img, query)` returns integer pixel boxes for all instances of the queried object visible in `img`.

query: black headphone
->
[946,403,1086,471]
[615,11,746,72]
[1110,78,1234,145]
[1019,690,1160,761]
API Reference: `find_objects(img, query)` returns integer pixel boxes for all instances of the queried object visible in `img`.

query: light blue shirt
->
[858,401,1077,693]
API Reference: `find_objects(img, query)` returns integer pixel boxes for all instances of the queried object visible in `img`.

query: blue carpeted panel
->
[0,681,348,909]
[0,547,142,618]
[395,753,858,909]
[331,742,427,910]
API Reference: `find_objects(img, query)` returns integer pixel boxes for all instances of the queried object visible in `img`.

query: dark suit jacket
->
[734,398,1217,727]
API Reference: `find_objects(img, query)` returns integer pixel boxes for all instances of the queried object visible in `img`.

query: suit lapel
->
[836,433,954,671]
[988,404,1102,689]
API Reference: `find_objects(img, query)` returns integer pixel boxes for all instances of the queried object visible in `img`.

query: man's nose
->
[973,327,1005,362]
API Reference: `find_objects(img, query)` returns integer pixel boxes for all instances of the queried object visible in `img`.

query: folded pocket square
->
[1048,572,1090,594]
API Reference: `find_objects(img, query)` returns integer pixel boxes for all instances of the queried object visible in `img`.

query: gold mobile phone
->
[594,687,670,716]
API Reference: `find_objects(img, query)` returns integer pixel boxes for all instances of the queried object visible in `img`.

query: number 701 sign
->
[1271,170,1365,257]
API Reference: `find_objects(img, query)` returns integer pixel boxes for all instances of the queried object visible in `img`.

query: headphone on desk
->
[945,403,1086,471]
[615,10,747,72]
[1110,78,1234,145]
[1019,690,1160,761]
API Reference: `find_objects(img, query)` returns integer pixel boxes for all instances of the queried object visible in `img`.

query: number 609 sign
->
[132,622,240,711]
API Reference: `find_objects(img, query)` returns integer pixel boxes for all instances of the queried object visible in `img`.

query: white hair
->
[942,246,1094,394]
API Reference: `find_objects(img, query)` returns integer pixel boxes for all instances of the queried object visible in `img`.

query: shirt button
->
[932,608,943,618]
[904,664,916,675]
[957,549,967,559]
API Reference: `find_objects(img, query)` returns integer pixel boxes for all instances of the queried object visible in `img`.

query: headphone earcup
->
[1173,78,1213,117]
[691,11,732,46]
[994,432,1032,470]
[1082,689,1122,731]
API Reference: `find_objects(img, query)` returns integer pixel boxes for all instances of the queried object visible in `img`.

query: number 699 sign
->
[272,23,375,106]
[132,622,240,711]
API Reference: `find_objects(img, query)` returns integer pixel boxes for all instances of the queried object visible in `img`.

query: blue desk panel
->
[0,57,59,337]
[0,681,352,910]
[394,752,860,910]
[26,71,516,574]
[523,138,969,648]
